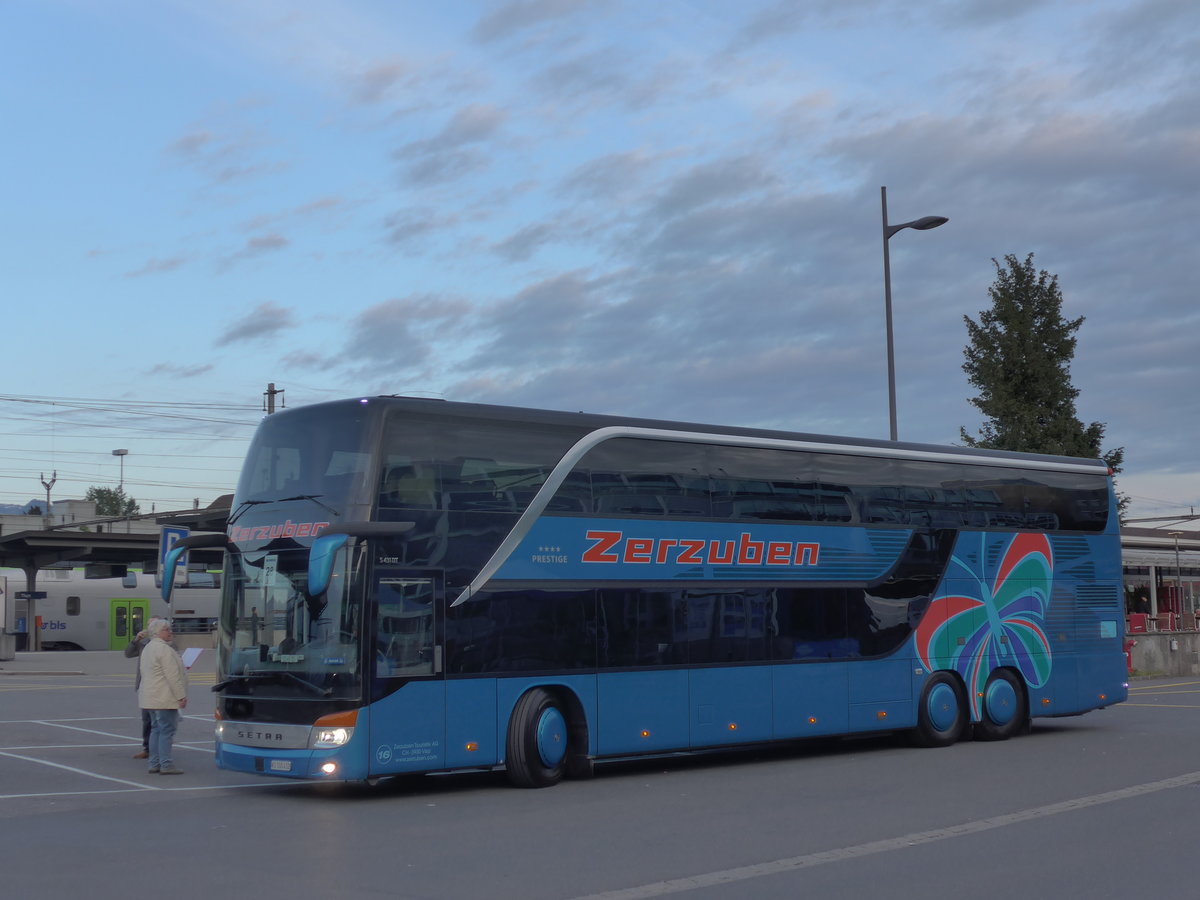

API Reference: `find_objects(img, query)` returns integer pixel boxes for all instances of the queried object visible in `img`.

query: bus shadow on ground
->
[270,716,1110,803]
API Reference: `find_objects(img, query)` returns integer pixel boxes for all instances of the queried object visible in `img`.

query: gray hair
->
[146,618,171,638]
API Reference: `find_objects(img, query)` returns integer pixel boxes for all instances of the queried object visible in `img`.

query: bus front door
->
[368,571,446,775]
[109,598,149,650]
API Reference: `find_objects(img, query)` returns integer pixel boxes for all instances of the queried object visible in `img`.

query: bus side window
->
[380,464,439,510]
[376,578,435,676]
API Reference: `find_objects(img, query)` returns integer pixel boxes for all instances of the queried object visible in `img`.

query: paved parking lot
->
[5,652,1200,900]
[0,650,301,808]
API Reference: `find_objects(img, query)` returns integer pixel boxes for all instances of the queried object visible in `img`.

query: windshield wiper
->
[212,670,333,697]
[227,499,271,526]
[276,494,342,518]
[229,495,342,527]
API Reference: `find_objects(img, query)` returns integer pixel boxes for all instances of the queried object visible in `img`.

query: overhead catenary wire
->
[0,391,273,510]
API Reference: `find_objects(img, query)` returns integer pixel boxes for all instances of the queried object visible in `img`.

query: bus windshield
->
[216,547,363,702]
[234,401,379,521]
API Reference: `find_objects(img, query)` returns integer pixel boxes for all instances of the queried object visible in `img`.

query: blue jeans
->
[147,708,179,770]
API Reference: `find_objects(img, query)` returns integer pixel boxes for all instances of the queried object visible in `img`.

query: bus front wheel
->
[505,688,568,788]
[973,669,1027,742]
[911,672,967,748]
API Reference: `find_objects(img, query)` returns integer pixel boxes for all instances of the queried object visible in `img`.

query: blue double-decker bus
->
[164,397,1126,786]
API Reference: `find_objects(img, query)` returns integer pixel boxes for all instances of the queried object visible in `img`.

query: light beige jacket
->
[137,637,188,710]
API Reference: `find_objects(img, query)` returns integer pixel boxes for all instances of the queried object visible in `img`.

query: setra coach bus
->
[163,396,1127,786]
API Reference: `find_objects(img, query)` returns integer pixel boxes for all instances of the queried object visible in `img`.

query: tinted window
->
[379,413,585,514]
[598,589,687,667]
[445,589,595,673]
[683,589,776,663]
[237,403,377,513]
[955,465,1107,532]
[563,439,710,518]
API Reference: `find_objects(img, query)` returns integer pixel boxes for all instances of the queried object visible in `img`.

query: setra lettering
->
[235,728,285,742]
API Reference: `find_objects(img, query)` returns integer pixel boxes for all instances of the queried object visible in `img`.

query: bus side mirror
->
[308,533,351,598]
[162,545,187,602]
[307,522,416,598]
[161,533,228,602]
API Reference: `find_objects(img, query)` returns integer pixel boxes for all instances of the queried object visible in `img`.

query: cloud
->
[532,48,629,101]
[383,207,465,249]
[214,302,298,347]
[240,196,347,233]
[168,131,214,157]
[324,295,475,385]
[398,104,507,155]
[729,0,868,51]
[347,58,415,104]
[164,124,284,186]
[558,150,660,202]
[650,156,781,220]
[394,104,507,184]
[492,223,556,262]
[219,234,291,269]
[145,362,215,378]
[471,0,597,43]
[124,257,186,278]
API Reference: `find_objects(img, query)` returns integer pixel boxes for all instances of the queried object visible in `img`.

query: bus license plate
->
[270,760,292,772]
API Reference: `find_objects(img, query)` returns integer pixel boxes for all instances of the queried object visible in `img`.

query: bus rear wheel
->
[911,672,967,748]
[973,669,1027,742]
[506,688,568,788]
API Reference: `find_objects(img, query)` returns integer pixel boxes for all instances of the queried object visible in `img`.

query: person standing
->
[138,618,189,775]
[124,618,170,759]
[126,618,179,759]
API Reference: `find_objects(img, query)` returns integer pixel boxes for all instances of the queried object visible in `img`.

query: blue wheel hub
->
[927,682,959,732]
[985,678,1017,726]
[535,707,567,768]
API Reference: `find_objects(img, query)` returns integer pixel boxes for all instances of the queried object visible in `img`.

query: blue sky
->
[2,0,1198,521]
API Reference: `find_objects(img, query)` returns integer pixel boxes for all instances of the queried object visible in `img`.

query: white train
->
[0,567,220,651]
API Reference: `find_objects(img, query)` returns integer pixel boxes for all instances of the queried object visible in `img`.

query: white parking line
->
[34,720,144,741]
[569,770,1200,900]
[0,781,305,800]
[2,743,147,751]
[0,713,318,799]
[0,750,161,791]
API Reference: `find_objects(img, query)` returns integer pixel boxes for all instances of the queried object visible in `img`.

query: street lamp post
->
[881,186,948,441]
[112,449,129,491]
[1169,531,1184,628]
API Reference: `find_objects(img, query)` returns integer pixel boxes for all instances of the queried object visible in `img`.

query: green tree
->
[85,485,140,517]
[961,253,1126,498]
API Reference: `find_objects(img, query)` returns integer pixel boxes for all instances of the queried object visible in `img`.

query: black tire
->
[505,688,569,788]
[973,669,1028,742]
[911,672,967,748]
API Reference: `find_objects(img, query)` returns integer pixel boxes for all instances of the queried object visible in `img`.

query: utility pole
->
[31,470,56,651]
[264,382,285,415]
[40,470,56,528]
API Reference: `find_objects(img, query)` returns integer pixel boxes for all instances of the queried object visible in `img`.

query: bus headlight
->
[309,710,359,749]
[311,726,354,749]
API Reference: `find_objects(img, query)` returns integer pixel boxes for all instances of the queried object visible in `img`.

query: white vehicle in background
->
[0,567,219,651]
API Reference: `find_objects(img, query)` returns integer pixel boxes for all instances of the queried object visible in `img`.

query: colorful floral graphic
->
[914,533,1053,719]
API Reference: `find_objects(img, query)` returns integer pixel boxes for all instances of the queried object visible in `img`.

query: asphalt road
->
[2,653,1197,899]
